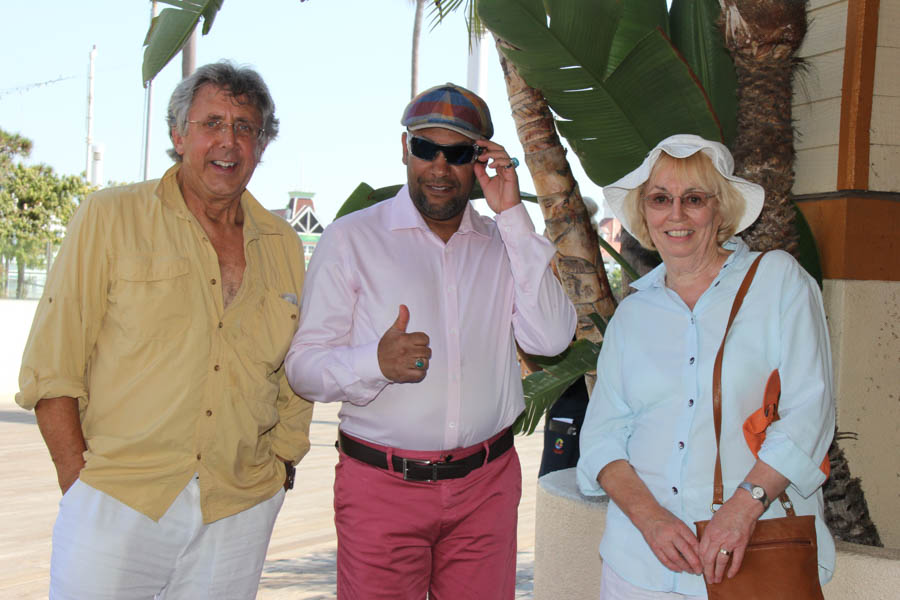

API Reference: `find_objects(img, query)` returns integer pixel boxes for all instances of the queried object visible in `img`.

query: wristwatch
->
[738,481,769,509]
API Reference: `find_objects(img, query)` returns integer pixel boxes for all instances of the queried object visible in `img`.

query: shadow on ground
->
[260,551,337,599]
[259,550,535,599]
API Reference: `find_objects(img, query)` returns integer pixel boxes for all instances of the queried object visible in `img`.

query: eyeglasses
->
[643,191,717,211]
[407,135,483,166]
[187,119,265,140]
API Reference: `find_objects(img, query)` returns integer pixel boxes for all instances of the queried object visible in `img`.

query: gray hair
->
[166,61,279,161]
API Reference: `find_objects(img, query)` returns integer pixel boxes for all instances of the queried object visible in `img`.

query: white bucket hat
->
[603,134,764,237]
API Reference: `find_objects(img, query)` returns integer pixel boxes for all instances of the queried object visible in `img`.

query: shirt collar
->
[630,236,750,292]
[388,184,490,238]
[154,163,281,238]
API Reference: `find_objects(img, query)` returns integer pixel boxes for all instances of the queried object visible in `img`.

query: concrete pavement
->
[0,395,543,599]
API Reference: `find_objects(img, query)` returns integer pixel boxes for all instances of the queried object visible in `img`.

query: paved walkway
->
[0,395,544,599]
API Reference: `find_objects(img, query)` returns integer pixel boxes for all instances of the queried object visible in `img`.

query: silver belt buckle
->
[402,458,439,482]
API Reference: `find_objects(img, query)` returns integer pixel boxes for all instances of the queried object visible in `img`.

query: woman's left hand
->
[697,493,765,583]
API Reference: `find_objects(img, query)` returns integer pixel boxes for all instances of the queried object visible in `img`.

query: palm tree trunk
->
[719,0,881,547]
[16,258,25,299]
[411,0,424,98]
[719,0,804,255]
[494,37,616,388]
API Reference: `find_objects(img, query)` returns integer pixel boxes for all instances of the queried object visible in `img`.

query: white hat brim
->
[603,134,764,238]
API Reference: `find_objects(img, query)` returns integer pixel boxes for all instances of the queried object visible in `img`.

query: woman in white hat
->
[576,134,835,598]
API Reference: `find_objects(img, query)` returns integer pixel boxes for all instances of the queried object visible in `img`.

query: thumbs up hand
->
[377,305,431,383]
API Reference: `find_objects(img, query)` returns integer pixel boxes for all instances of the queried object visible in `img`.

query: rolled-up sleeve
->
[577,316,632,496]
[17,196,109,411]
[497,204,577,357]
[758,257,834,497]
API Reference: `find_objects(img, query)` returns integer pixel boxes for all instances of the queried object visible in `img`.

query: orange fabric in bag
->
[742,369,830,477]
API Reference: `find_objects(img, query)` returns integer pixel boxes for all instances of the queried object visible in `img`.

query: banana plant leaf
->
[142,0,224,85]
[514,338,601,435]
[669,0,738,146]
[334,182,537,221]
[478,0,727,186]
[794,201,823,288]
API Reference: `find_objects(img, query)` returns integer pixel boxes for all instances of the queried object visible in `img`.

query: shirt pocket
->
[239,289,299,374]
[113,255,191,340]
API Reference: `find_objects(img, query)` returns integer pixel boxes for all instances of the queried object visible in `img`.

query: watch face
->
[752,486,765,500]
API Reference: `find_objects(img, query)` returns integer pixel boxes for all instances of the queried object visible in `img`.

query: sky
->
[1,0,607,227]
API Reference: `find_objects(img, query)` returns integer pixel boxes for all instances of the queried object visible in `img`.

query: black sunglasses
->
[407,135,483,166]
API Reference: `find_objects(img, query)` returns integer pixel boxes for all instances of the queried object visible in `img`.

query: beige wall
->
[872,0,900,192]
[823,280,900,548]
[794,0,846,195]
[793,0,900,548]
[796,0,900,194]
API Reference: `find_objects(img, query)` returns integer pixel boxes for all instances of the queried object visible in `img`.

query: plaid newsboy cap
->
[401,83,493,140]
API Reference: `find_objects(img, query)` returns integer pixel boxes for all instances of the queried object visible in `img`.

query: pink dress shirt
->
[285,185,576,450]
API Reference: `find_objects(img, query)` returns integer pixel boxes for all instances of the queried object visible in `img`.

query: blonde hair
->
[622,151,745,250]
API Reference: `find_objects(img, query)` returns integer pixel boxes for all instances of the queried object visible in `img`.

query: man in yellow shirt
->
[17,61,312,599]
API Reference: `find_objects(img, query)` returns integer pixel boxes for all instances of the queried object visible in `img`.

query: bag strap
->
[710,251,794,516]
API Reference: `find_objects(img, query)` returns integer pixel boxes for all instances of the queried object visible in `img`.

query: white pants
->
[600,562,706,600]
[50,477,285,600]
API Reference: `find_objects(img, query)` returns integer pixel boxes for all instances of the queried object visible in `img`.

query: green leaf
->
[793,201,823,288]
[479,0,723,186]
[596,232,640,281]
[605,0,670,78]
[669,0,737,146]
[333,183,402,220]
[141,1,225,85]
[587,313,608,335]
[516,339,600,435]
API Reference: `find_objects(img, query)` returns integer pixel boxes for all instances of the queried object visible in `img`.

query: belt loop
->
[385,448,395,473]
[481,439,491,467]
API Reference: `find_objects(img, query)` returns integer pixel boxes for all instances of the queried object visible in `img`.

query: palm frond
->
[142,0,225,85]
[479,0,725,186]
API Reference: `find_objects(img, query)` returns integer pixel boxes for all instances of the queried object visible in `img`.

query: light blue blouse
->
[576,238,835,595]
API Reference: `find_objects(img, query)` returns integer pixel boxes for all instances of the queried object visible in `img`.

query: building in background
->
[271,191,324,267]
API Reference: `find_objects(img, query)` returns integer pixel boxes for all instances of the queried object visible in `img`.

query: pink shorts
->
[333,431,522,600]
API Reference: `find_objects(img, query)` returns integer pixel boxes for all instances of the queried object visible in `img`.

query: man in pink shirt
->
[285,83,576,599]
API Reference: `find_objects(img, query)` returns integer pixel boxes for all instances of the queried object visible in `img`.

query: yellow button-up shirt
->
[17,165,313,523]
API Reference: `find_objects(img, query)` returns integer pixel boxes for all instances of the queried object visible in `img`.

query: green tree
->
[0,163,92,298]
[0,128,34,296]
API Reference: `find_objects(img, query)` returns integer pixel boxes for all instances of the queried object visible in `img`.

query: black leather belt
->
[336,428,514,482]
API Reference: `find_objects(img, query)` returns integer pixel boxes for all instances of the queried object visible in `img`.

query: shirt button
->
[672,486,679,495]
[210,278,217,285]
[196,453,202,460]
[688,398,694,407]
[290,313,297,320]
[449,422,456,429]
[206,410,212,417]
[678,441,685,450]
[214,364,221,371]
[689,356,695,365]
[218,321,223,328]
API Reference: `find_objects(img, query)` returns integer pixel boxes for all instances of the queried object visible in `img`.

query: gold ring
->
[719,548,732,556]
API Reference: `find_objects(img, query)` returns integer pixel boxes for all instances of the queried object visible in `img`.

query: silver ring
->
[718,548,732,556]
[415,358,425,369]
[505,157,520,169]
